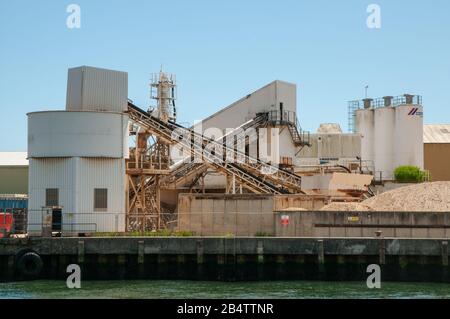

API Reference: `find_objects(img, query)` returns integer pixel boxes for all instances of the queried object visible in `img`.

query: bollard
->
[379,239,386,265]
[138,240,144,264]
[77,240,85,264]
[317,240,325,265]
[196,239,204,264]
[442,241,449,267]
[257,240,264,264]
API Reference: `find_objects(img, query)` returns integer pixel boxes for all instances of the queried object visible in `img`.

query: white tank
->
[394,104,424,170]
[28,111,129,158]
[355,108,374,164]
[374,107,395,180]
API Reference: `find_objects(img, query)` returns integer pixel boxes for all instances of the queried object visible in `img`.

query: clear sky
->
[1,0,449,151]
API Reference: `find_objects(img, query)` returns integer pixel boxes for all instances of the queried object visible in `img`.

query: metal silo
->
[355,108,375,166]
[394,99,424,170]
[374,106,396,180]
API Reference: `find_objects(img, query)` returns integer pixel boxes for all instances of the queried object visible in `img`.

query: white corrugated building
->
[27,66,129,236]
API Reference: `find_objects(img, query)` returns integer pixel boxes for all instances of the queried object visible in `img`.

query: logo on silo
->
[408,108,423,117]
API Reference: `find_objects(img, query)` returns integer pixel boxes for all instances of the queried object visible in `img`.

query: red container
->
[0,213,13,237]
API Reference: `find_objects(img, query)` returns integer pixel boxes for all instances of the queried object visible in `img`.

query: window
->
[46,188,59,207]
[94,188,108,211]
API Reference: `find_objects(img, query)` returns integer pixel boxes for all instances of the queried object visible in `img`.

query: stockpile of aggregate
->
[320,202,373,211]
[320,182,450,212]
[362,182,450,212]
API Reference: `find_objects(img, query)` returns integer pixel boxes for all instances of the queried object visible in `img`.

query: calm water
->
[1,280,450,299]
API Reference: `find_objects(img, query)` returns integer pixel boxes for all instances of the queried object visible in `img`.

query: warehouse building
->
[424,124,450,181]
[0,152,28,195]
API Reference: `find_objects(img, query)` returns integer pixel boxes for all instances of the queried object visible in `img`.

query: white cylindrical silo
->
[355,108,375,164]
[374,107,395,180]
[394,104,424,170]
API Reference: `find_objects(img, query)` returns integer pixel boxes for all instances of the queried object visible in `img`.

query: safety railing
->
[19,210,127,237]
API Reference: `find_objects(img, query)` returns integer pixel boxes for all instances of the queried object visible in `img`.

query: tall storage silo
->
[374,107,395,180]
[394,103,424,171]
[355,108,374,165]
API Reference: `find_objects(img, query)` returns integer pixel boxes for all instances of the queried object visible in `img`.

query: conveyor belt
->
[127,102,303,194]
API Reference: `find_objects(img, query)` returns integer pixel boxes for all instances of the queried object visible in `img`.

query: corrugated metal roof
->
[424,125,450,143]
[0,152,28,166]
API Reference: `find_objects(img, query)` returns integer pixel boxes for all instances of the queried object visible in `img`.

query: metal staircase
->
[288,118,311,148]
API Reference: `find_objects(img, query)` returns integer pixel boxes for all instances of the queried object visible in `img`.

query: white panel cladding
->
[394,104,424,170]
[28,111,129,158]
[66,67,83,111]
[27,157,126,235]
[27,158,76,235]
[74,157,126,233]
[278,129,297,159]
[66,66,128,113]
[374,107,395,180]
[274,81,296,114]
[200,81,296,132]
[296,134,361,160]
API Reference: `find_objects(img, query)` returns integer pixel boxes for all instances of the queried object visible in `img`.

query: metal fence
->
[22,210,127,236]
[3,209,449,239]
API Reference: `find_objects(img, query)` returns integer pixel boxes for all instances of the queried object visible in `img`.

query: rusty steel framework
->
[125,99,308,232]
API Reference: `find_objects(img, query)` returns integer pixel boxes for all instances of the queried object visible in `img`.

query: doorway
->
[51,208,62,232]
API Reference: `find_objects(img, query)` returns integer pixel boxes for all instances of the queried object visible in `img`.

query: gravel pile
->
[320,202,373,211]
[320,182,450,212]
[362,182,450,212]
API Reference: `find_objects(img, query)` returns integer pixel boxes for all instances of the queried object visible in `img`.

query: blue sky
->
[1,0,449,151]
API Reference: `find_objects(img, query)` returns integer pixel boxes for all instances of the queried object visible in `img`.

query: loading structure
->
[126,101,306,231]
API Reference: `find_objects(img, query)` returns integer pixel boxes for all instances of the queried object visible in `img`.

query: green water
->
[1,281,450,299]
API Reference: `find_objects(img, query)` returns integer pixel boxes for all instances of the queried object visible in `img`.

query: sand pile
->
[362,182,450,212]
[321,202,373,211]
[320,182,450,212]
[279,207,307,212]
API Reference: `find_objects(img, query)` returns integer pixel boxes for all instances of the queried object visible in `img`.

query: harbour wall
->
[0,237,449,283]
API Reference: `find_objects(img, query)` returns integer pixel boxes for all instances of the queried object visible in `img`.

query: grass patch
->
[94,230,195,237]
[255,232,273,237]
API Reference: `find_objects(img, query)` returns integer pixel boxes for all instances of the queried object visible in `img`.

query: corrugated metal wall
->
[75,158,126,232]
[28,157,126,235]
[66,66,128,113]
[28,158,76,234]
[28,112,129,158]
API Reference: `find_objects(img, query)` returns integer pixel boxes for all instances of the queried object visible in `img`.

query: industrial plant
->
[1,65,450,240]
[1,65,450,286]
